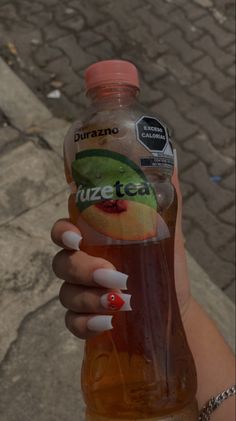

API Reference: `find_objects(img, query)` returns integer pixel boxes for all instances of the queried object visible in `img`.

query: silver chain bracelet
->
[199,385,236,420]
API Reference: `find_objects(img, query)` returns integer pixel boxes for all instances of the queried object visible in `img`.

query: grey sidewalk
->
[0,56,235,420]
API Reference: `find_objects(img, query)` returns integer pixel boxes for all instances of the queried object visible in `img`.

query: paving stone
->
[221,172,235,191]
[0,127,26,155]
[151,98,198,141]
[156,55,201,86]
[188,251,235,333]
[43,23,67,42]
[0,142,65,224]
[86,40,116,60]
[181,161,234,214]
[180,180,195,199]
[155,75,199,112]
[223,142,235,161]
[123,54,167,82]
[0,125,18,143]
[95,21,127,50]
[194,35,234,70]
[189,79,233,117]
[69,0,106,26]
[52,34,96,70]
[0,58,52,130]
[186,105,234,148]
[18,0,44,16]
[128,27,168,59]
[63,76,84,97]
[217,239,235,263]
[223,281,235,303]
[182,216,193,235]
[183,192,234,249]
[162,28,203,63]
[11,188,68,239]
[221,14,235,34]
[184,132,234,176]
[184,227,235,289]
[168,8,203,41]
[166,0,187,6]
[0,224,58,362]
[135,6,171,37]
[220,206,235,226]
[180,2,207,20]
[147,0,177,16]
[39,119,70,157]
[139,80,164,104]
[0,300,85,420]
[35,45,63,67]
[46,93,80,121]
[192,55,233,92]
[194,14,233,47]
[227,63,235,78]
[100,2,140,30]
[193,0,213,8]
[175,142,198,171]
[77,30,104,48]
[0,3,18,20]
[38,0,58,6]
[27,11,53,26]
[0,187,68,360]
[46,55,72,82]
[60,15,85,32]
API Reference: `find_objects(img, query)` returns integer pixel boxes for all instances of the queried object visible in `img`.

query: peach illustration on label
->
[81,200,157,241]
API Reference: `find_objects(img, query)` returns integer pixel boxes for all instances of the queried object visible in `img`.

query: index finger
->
[51,218,82,250]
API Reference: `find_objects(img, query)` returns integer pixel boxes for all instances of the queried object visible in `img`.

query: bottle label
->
[72,149,170,243]
[136,116,174,173]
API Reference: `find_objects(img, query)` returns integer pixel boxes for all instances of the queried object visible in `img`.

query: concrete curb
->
[0,58,235,351]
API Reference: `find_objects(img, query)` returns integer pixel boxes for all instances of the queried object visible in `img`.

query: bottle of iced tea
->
[64,60,198,420]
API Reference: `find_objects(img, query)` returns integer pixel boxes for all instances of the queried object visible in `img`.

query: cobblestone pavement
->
[0,0,235,300]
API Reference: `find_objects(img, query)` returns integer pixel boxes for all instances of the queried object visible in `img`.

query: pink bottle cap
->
[85,60,140,91]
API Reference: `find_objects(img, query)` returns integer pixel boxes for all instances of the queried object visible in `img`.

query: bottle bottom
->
[85,399,198,421]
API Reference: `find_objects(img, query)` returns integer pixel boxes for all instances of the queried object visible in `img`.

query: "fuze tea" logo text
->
[76,180,150,203]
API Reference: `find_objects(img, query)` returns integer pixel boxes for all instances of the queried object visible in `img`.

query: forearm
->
[183,298,235,420]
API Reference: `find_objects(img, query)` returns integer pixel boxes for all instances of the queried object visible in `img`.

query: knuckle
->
[50,219,61,243]
[65,310,73,331]
[59,282,68,308]
[52,249,69,279]
[51,251,62,277]
[65,311,81,338]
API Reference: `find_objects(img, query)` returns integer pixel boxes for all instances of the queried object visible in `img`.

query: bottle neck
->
[87,84,139,108]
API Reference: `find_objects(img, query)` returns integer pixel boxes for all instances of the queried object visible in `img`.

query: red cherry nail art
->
[107,293,125,311]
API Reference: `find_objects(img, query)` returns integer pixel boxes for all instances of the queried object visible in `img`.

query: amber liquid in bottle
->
[64,77,198,420]
[68,194,198,420]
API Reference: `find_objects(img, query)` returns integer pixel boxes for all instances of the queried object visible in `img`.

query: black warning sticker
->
[136,115,174,174]
[136,116,169,152]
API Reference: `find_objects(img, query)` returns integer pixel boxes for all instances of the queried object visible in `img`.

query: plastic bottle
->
[64,60,198,420]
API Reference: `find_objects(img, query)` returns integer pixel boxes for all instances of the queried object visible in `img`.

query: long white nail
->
[173,149,178,169]
[101,293,132,311]
[62,231,82,250]
[87,315,113,332]
[93,269,128,290]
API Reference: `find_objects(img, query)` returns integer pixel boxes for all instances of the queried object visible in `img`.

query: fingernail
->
[87,315,113,332]
[101,293,132,311]
[93,269,128,290]
[62,231,82,250]
[173,149,178,169]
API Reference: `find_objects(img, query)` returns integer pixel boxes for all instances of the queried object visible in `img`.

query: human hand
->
[51,165,191,339]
